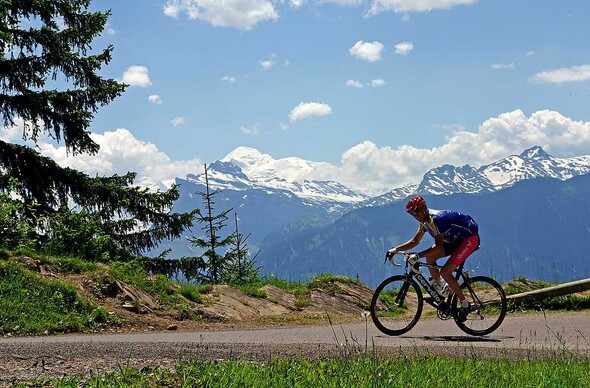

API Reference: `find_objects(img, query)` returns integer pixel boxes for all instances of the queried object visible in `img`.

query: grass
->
[0,261,113,335]
[263,275,309,295]
[509,294,590,313]
[178,283,212,303]
[308,273,362,296]
[504,281,553,295]
[40,255,99,274]
[21,354,590,387]
[238,283,268,298]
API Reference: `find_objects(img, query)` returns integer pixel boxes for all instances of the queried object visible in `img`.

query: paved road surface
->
[1,312,589,382]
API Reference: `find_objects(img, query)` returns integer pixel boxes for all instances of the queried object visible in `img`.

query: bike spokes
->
[453,276,507,336]
[370,275,423,336]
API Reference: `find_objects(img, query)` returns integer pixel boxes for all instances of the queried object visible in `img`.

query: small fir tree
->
[188,164,234,283]
[223,212,260,285]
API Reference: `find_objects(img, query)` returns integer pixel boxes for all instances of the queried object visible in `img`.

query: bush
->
[0,262,113,334]
[0,193,34,250]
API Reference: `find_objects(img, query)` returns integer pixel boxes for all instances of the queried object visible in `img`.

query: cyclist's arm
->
[394,229,425,252]
[418,234,445,260]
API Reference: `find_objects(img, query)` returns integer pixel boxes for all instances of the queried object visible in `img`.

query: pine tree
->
[0,1,195,258]
[223,212,260,285]
[188,164,234,283]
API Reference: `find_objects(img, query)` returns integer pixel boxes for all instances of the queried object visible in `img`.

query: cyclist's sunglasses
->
[406,206,426,215]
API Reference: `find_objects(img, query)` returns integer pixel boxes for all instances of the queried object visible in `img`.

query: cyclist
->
[386,195,480,321]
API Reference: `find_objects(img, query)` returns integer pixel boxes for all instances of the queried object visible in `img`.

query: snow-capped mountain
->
[186,147,367,204]
[415,146,590,195]
[164,145,590,275]
[354,184,419,208]
[181,145,590,208]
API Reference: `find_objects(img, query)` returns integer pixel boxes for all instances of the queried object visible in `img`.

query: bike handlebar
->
[385,251,416,267]
[386,251,443,270]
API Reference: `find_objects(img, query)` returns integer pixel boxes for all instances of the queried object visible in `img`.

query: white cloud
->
[526,51,535,57]
[349,40,385,62]
[394,41,413,55]
[171,117,186,126]
[105,23,116,36]
[0,117,25,143]
[0,116,55,145]
[346,80,364,88]
[531,65,590,84]
[260,53,277,70]
[148,95,163,104]
[290,0,305,8]
[371,79,386,87]
[367,0,478,16]
[308,109,590,195]
[240,123,261,136]
[321,0,363,4]
[492,63,515,70]
[279,122,289,131]
[163,0,279,31]
[37,129,203,191]
[122,66,152,87]
[288,102,332,123]
[441,123,466,132]
[221,75,238,83]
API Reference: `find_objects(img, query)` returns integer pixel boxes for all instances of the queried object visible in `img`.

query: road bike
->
[370,251,507,336]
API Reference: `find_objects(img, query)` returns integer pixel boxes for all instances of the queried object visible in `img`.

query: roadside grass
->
[509,294,590,313]
[238,282,267,298]
[39,255,99,274]
[234,273,364,307]
[263,275,309,295]
[0,261,112,335]
[503,278,553,295]
[308,273,362,295]
[25,354,590,387]
[178,283,212,303]
[108,260,198,313]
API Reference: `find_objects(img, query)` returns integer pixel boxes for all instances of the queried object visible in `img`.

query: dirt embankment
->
[12,254,375,333]
[103,277,376,332]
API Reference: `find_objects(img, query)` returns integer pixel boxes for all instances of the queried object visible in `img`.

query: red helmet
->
[406,196,427,213]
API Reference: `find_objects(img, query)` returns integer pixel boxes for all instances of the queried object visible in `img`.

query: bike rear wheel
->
[370,275,423,336]
[452,275,507,336]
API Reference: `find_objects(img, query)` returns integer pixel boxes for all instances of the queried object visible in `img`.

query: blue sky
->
[3,0,590,195]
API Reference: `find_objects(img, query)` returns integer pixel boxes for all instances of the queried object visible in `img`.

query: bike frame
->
[392,253,470,310]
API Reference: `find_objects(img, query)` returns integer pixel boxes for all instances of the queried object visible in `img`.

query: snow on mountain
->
[222,146,326,182]
[354,184,419,208]
[416,146,590,196]
[181,145,590,207]
[186,148,367,204]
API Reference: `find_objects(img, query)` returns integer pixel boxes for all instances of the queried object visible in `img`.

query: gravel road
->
[1,311,589,383]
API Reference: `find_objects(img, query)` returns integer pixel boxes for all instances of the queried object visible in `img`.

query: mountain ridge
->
[187,146,590,207]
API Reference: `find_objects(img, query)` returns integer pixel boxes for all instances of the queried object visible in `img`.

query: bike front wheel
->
[370,275,423,336]
[452,275,507,336]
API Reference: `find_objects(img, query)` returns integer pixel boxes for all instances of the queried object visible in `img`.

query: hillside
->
[0,253,376,336]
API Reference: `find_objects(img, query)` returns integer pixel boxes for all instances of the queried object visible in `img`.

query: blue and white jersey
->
[418,209,478,243]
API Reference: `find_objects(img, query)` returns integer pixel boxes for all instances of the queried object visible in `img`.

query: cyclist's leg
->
[441,235,480,300]
[423,244,446,283]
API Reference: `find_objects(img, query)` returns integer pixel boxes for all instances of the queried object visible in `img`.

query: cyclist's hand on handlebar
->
[385,247,398,260]
[406,252,419,265]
